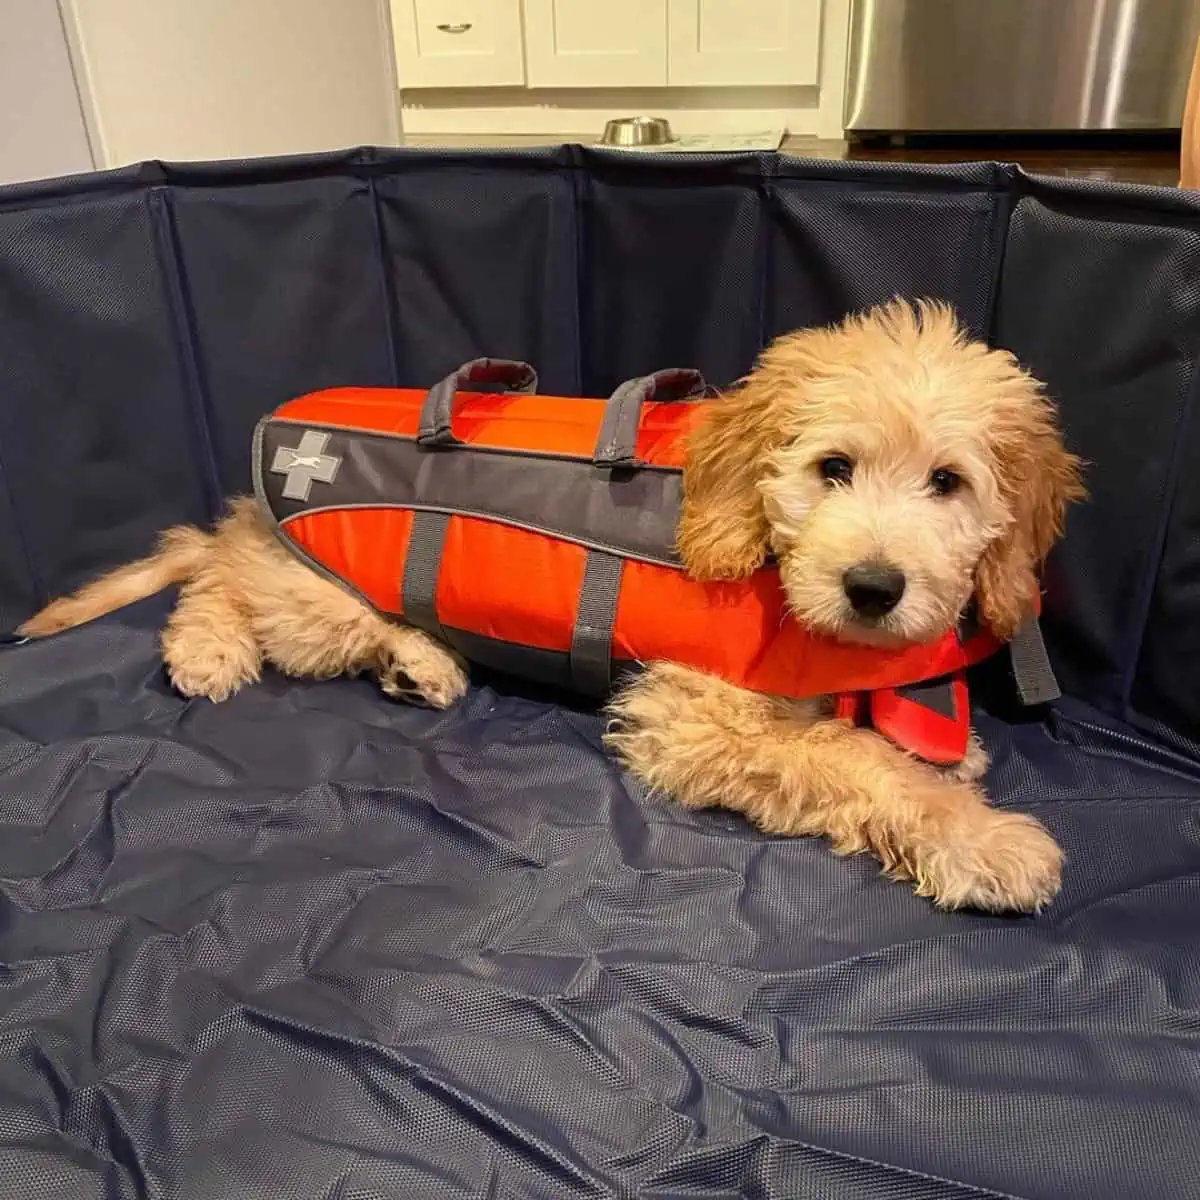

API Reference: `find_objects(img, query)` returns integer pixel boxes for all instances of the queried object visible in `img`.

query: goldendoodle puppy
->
[19,299,1083,913]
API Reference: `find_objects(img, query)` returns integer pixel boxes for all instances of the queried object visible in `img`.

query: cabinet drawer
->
[391,0,525,88]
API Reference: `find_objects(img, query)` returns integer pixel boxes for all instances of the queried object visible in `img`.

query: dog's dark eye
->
[930,467,962,497]
[819,456,854,485]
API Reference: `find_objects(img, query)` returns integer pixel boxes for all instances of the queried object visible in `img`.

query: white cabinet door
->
[391,0,526,88]
[667,0,822,87]
[523,0,667,88]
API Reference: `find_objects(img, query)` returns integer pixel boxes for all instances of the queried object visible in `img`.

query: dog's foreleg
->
[606,662,1061,913]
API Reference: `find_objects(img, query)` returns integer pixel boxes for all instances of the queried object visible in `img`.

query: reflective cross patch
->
[270,430,341,501]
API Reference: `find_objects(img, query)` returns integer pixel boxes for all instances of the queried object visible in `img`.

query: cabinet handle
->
[436,22,472,33]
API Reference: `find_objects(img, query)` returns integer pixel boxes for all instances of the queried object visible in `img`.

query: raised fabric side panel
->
[995,181,1200,723]
[0,190,217,613]
[168,176,397,494]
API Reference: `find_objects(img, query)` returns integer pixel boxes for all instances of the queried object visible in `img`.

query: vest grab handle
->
[593,368,709,468]
[418,358,539,447]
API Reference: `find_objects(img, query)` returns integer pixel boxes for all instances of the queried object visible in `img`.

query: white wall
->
[0,0,95,186]
[63,0,401,168]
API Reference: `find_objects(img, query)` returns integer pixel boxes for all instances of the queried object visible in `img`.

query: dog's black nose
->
[843,563,906,618]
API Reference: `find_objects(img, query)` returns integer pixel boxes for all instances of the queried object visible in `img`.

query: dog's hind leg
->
[230,530,468,709]
[199,498,467,709]
[162,566,262,702]
[258,584,468,711]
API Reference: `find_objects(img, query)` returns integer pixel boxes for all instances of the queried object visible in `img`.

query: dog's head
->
[677,299,1084,645]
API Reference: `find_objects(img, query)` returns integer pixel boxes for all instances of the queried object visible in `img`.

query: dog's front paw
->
[377,629,468,709]
[918,808,1063,914]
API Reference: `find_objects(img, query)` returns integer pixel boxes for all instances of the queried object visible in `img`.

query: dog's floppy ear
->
[676,343,808,580]
[677,327,833,579]
[975,378,1085,639]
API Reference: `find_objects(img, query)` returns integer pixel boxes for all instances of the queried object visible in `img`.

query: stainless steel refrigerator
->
[845,0,1200,133]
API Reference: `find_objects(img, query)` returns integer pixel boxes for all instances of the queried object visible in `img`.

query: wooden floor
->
[401,132,1181,187]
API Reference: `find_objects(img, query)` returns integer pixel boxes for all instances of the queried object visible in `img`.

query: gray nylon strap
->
[570,551,625,696]
[401,511,451,639]
[1009,616,1062,705]
[593,368,707,467]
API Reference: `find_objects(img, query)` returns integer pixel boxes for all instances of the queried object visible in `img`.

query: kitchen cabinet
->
[391,0,526,87]
[668,0,822,86]
[392,0,822,91]
[522,0,668,88]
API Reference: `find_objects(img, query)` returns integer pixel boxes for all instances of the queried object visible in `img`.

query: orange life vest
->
[253,360,1057,765]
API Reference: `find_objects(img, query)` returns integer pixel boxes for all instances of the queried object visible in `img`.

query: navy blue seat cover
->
[1,147,1199,1199]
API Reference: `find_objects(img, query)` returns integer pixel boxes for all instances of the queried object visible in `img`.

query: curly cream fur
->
[18,299,1082,913]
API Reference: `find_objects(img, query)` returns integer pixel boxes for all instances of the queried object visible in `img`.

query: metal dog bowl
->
[600,116,677,147]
